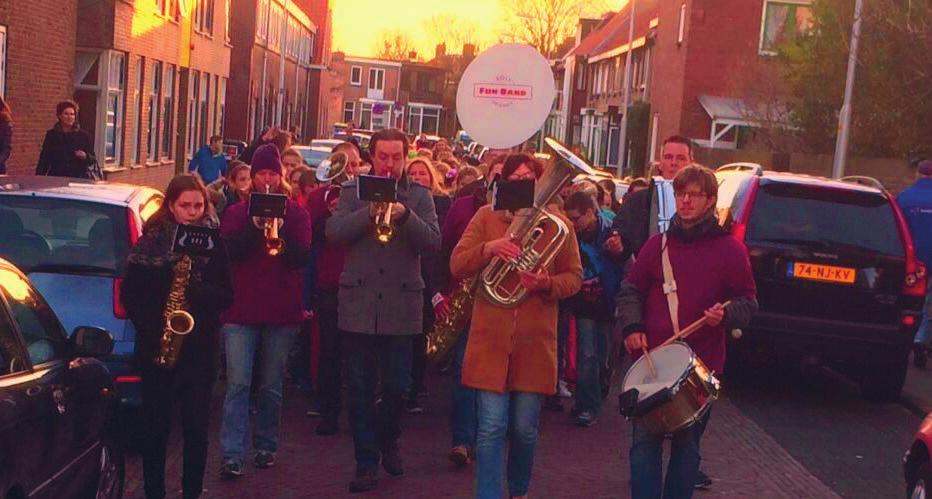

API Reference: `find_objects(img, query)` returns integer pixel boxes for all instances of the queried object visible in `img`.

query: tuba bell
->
[316,151,351,184]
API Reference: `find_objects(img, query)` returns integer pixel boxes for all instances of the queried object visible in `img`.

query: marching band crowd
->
[113,122,762,499]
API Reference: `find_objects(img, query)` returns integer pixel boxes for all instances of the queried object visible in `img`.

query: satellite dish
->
[456,44,556,149]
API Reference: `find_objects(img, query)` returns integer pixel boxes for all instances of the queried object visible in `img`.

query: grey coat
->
[326,176,441,335]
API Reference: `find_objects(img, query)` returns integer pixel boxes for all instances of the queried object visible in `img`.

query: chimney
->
[463,43,476,59]
[435,43,447,59]
[408,50,418,60]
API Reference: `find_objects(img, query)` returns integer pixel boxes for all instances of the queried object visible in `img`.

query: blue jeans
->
[630,411,711,499]
[344,332,413,469]
[220,324,299,462]
[476,391,543,498]
[451,328,478,448]
[915,279,932,345]
[575,317,611,415]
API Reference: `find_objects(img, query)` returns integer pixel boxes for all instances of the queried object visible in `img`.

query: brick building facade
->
[336,55,402,131]
[70,0,231,188]
[0,0,78,176]
[224,0,317,145]
[566,0,812,174]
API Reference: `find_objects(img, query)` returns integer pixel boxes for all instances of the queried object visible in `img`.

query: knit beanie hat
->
[251,143,283,176]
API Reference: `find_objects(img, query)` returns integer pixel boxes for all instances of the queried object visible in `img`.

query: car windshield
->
[747,183,904,257]
[0,196,131,276]
[301,149,329,166]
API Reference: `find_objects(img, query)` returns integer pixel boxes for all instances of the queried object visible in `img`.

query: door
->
[0,265,80,498]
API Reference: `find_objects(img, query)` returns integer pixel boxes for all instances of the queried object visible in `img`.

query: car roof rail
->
[715,162,764,176]
[839,175,885,190]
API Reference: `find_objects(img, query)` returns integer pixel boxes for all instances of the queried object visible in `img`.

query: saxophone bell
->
[167,310,195,336]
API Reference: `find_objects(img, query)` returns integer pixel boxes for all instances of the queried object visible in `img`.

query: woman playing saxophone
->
[121,174,233,499]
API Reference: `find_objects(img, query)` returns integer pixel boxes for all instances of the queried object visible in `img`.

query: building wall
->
[679,0,765,142]
[225,0,258,143]
[340,57,402,130]
[0,0,78,175]
[648,0,691,154]
[70,0,231,189]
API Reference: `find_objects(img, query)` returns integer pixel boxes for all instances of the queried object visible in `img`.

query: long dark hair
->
[0,95,11,122]
[146,174,214,230]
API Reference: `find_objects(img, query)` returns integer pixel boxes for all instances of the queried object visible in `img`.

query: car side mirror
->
[70,326,114,358]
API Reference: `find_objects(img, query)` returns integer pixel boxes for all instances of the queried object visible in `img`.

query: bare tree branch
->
[373,29,419,61]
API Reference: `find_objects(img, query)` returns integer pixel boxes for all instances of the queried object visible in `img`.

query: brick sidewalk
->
[125,372,839,498]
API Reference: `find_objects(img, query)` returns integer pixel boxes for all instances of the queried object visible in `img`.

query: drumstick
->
[641,346,657,379]
[657,301,733,349]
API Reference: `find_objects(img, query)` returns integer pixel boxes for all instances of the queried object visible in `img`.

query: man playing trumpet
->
[327,128,440,493]
[616,164,757,499]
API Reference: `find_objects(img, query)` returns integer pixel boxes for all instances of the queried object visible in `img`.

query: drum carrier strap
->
[661,234,680,335]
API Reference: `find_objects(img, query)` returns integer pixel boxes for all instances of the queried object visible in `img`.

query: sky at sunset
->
[332,0,503,58]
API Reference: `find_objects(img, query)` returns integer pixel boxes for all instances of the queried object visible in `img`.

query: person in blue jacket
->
[897,160,932,367]
[189,135,228,184]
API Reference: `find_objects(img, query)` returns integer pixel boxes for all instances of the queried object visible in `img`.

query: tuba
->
[480,137,594,306]
[155,254,195,368]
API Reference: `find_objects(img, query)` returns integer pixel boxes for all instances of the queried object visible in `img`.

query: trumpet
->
[374,202,394,244]
[252,185,285,256]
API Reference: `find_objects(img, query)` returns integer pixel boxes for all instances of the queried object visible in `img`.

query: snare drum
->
[620,342,720,434]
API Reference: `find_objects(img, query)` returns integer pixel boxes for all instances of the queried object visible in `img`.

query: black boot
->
[381,443,404,476]
[349,467,378,493]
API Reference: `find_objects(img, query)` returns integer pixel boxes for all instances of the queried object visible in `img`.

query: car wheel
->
[95,436,125,499]
[861,356,908,402]
[909,461,932,499]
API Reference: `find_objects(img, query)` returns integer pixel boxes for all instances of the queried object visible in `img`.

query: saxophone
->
[155,254,195,368]
[425,277,476,363]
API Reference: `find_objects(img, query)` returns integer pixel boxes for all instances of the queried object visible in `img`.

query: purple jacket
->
[220,197,312,325]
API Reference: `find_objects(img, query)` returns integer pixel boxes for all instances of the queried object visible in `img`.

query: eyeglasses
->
[674,191,707,201]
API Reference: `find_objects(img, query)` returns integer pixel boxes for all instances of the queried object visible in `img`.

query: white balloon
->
[456,44,556,149]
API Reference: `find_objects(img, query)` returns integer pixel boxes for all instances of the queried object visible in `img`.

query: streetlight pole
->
[616,0,636,177]
[831,0,864,178]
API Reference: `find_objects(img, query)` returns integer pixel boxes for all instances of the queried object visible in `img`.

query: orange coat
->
[450,205,583,395]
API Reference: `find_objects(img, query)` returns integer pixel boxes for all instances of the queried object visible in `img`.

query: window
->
[269,2,283,51]
[760,0,813,54]
[0,268,68,366]
[154,0,166,15]
[0,26,7,97]
[134,57,144,164]
[196,0,215,35]
[147,60,162,163]
[187,70,199,156]
[199,72,210,146]
[161,64,175,158]
[218,78,227,136]
[105,52,125,163]
[677,3,687,44]
[256,0,269,42]
[350,66,362,86]
[359,102,372,129]
[343,101,355,122]
[169,0,180,21]
[0,196,132,275]
[368,68,384,91]
[576,63,584,90]
[224,0,231,42]
[407,106,440,135]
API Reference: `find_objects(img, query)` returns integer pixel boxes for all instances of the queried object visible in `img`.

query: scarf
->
[667,211,726,243]
[127,213,219,268]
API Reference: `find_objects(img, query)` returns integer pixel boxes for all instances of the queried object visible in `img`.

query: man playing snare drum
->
[616,164,758,499]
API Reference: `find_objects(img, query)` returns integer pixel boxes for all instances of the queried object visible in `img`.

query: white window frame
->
[368,68,385,91]
[268,2,283,52]
[147,60,162,164]
[224,0,231,42]
[350,66,362,86]
[256,0,269,43]
[133,56,144,165]
[758,0,813,55]
[343,101,355,122]
[161,64,175,159]
[105,51,126,164]
[678,3,687,44]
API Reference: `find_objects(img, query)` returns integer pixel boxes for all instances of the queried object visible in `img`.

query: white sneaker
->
[557,380,572,398]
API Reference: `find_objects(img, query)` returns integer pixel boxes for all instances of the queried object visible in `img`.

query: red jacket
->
[306,185,347,291]
[622,217,757,374]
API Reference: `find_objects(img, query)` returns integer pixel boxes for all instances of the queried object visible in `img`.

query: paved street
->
[122,355,927,499]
